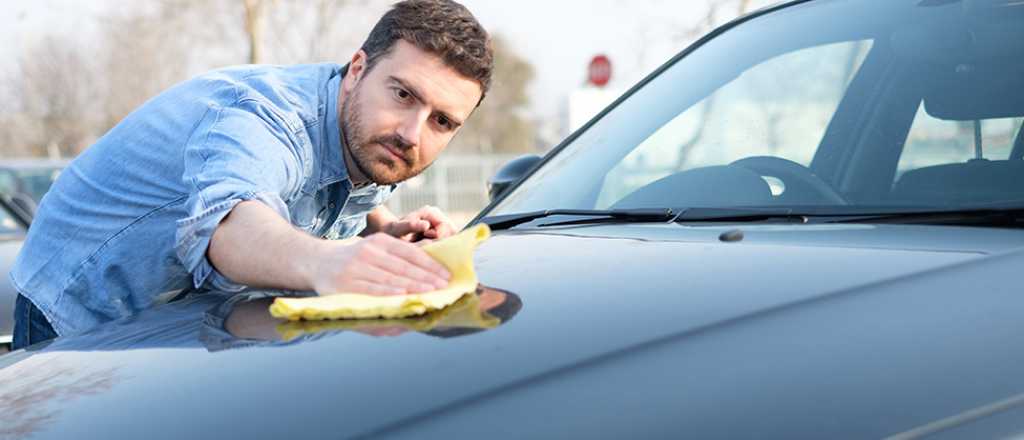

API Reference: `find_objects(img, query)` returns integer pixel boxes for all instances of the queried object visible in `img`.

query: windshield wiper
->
[673,207,1024,226]
[672,207,811,224]
[484,207,821,230]
[480,208,677,231]
[481,206,1024,231]
[826,207,1024,226]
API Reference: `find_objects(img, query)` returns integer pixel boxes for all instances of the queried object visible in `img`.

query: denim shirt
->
[10,63,395,337]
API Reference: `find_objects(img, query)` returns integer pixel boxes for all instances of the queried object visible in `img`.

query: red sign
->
[588,55,612,87]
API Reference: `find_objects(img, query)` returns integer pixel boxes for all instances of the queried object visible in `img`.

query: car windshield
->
[487,0,1024,219]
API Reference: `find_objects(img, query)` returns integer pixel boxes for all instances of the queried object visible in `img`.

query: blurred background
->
[0,0,779,225]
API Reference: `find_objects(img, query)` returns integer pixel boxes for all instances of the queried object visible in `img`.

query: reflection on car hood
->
[3,223,1024,439]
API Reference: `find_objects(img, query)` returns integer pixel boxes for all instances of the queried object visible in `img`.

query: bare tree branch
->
[243,0,269,64]
[448,35,537,154]
[14,35,103,157]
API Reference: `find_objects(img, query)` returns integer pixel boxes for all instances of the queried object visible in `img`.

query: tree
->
[243,0,272,64]
[2,1,528,157]
[258,0,373,64]
[448,35,536,154]
[97,0,245,129]
[670,0,777,167]
[96,0,366,128]
[13,35,103,157]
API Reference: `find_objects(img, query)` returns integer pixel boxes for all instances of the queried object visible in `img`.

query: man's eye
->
[437,115,450,128]
[394,88,411,101]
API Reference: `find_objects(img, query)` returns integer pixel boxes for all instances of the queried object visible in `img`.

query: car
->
[0,197,30,353]
[0,158,70,207]
[4,0,1024,438]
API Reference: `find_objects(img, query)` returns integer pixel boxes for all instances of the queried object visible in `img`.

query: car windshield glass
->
[486,0,1024,219]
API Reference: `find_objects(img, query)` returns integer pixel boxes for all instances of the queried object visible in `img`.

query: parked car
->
[0,197,30,353]
[0,158,70,206]
[4,0,1024,438]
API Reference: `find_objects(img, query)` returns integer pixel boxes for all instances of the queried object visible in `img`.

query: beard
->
[340,85,425,185]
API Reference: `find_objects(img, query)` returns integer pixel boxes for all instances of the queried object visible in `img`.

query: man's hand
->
[308,233,451,296]
[210,202,451,297]
[380,205,457,242]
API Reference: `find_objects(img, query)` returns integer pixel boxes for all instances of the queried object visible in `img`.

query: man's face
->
[340,40,482,185]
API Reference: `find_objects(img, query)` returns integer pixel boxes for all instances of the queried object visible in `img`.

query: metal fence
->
[386,154,521,227]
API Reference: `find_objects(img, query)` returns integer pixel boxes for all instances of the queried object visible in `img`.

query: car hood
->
[3,223,1024,439]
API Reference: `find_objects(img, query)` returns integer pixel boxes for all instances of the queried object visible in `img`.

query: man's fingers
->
[313,234,452,298]
[416,207,456,238]
[354,261,441,293]
[372,234,451,280]
[387,219,430,239]
[384,206,455,241]
[361,244,448,290]
[343,280,407,296]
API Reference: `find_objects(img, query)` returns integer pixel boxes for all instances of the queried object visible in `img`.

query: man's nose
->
[396,108,429,146]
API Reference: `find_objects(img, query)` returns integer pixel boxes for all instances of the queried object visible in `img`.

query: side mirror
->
[487,154,542,201]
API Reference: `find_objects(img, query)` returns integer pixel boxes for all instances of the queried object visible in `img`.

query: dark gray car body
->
[0,200,29,351]
[2,223,1024,439]
[0,237,23,350]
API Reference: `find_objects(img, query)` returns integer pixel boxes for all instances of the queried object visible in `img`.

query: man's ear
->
[343,49,369,93]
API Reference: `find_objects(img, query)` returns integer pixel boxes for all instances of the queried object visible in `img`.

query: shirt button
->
[329,203,336,209]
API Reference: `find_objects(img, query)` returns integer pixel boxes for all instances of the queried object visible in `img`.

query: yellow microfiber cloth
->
[269,223,491,321]
[274,292,501,341]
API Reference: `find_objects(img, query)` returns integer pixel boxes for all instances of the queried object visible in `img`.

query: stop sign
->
[588,54,612,87]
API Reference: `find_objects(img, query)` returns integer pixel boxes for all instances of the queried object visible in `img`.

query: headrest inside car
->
[922,62,1024,121]
[892,13,1024,121]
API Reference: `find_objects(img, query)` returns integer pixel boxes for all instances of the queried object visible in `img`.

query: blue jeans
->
[12,294,58,350]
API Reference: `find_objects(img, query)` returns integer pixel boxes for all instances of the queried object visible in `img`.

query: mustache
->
[368,134,415,165]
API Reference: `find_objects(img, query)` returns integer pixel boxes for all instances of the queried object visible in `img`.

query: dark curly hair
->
[360,0,494,101]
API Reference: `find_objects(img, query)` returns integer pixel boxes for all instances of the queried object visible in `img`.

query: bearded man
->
[10,0,493,350]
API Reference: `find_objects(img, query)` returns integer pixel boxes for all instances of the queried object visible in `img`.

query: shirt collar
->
[319,64,349,189]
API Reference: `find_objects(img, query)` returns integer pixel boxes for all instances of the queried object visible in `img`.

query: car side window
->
[596,40,872,208]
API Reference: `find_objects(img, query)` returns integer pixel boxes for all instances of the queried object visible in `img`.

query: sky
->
[1,0,769,137]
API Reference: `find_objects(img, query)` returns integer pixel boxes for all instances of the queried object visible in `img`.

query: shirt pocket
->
[287,194,321,231]
[346,190,387,212]
[326,215,367,240]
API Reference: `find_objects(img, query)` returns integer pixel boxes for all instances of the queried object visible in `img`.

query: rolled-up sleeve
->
[175,102,306,291]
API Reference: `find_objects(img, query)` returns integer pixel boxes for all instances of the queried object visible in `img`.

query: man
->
[10,0,493,350]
